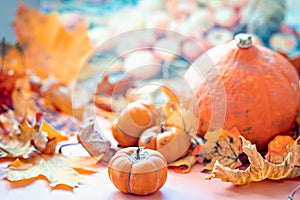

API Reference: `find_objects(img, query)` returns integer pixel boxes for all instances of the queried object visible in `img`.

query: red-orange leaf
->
[14,3,93,83]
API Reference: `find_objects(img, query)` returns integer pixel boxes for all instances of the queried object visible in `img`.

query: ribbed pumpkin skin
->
[184,40,300,150]
[108,147,168,195]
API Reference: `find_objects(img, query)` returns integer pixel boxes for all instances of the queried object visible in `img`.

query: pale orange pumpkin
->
[108,147,168,195]
[111,100,155,147]
[184,33,300,150]
[138,122,191,163]
[265,135,295,163]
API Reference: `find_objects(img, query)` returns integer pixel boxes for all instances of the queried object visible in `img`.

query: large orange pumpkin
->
[184,33,300,150]
[108,147,167,195]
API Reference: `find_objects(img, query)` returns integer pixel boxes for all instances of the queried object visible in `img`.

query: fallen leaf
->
[168,155,197,174]
[0,38,25,114]
[43,83,81,116]
[40,120,68,142]
[77,120,117,164]
[0,111,67,158]
[206,136,300,185]
[194,128,242,171]
[11,75,39,116]
[95,74,134,96]
[160,86,198,136]
[14,3,93,83]
[0,70,22,114]
[6,154,99,188]
[94,96,113,113]
[0,117,38,158]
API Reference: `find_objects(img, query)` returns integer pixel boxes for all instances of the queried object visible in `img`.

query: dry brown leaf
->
[0,116,39,158]
[77,120,117,164]
[6,154,100,188]
[14,3,93,83]
[0,112,67,158]
[195,128,242,171]
[12,75,39,116]
[206,136,300,185]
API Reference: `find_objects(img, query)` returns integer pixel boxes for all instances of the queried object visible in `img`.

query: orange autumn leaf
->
[96,74,135,96]
[6,154,100,188]
[11,75,39,116]
[0,111,67,157]
[0,70,23,114]
[14,3,93,83]
[0,39,26,113]
[168,155,197,174]
[40,120,68,142]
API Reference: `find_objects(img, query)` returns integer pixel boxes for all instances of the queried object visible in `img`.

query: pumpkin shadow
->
[110,190,164,200]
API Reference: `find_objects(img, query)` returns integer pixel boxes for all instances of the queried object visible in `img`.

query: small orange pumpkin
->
[111,100,155,147]
[265,135,295,163]
[108,147,168,195]
[138,122,191,164]
[184,33,300,150]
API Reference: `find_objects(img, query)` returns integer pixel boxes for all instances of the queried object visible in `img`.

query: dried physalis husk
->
[206,136,300,185]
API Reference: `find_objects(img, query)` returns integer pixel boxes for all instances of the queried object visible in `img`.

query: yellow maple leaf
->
[14,3,93,83]
[6,154,100,188]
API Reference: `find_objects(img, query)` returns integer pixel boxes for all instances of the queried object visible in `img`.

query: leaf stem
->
[289,185,300,200]
[58,142,80,154]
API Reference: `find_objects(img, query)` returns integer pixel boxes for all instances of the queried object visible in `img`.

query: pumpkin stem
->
[234,33,252,48]
[136,147,140,160]
[160,121,165,133]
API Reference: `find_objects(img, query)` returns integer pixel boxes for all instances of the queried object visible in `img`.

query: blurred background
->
[1,0,299,58]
